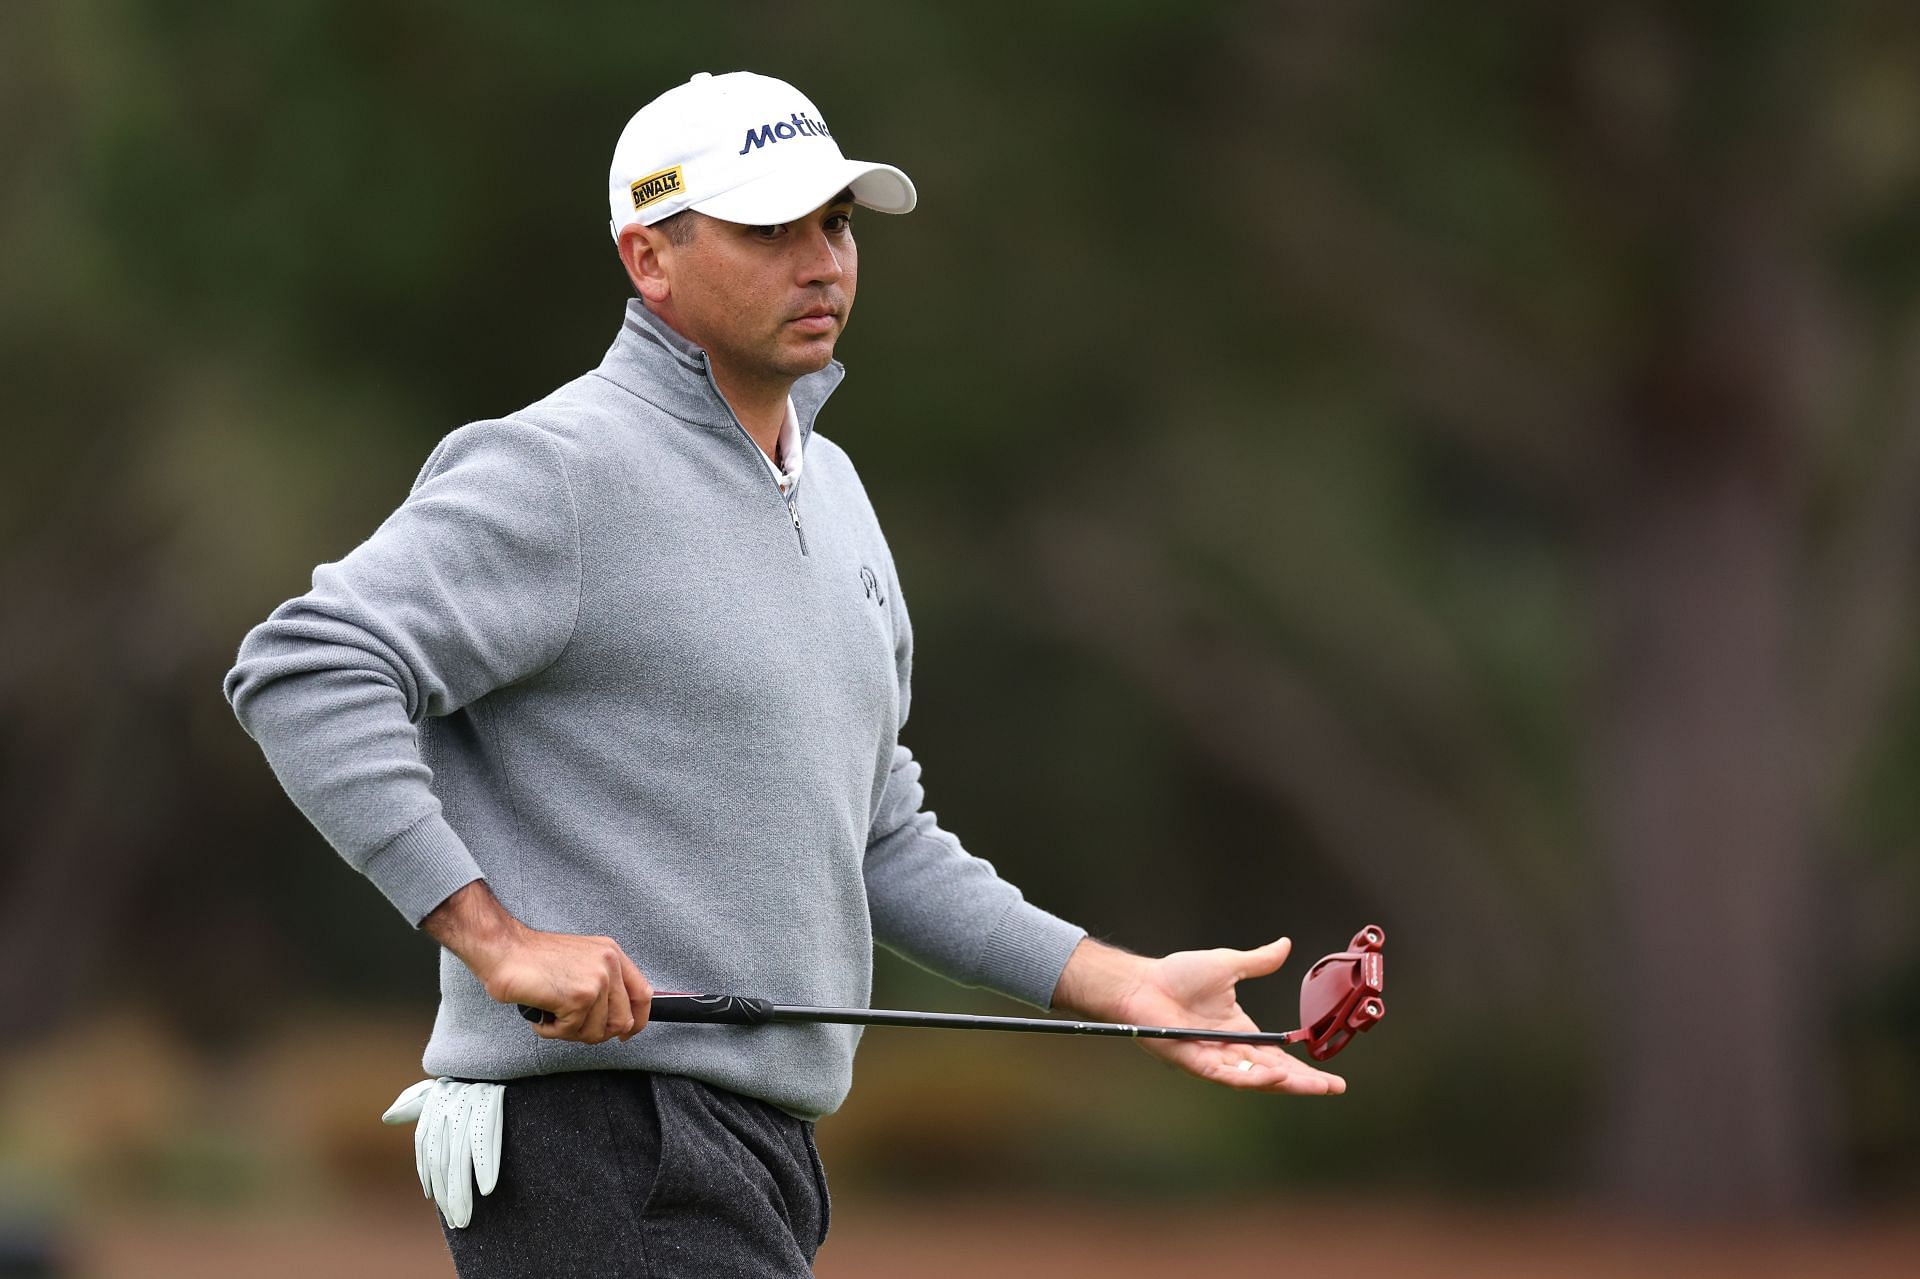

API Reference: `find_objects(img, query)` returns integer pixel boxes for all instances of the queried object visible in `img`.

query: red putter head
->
[1287,924,1386,1061]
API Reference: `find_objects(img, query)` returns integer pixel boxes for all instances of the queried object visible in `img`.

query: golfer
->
[225,70,1344,1278]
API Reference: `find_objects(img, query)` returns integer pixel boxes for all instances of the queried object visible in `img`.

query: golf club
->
[522,924,1385,1062]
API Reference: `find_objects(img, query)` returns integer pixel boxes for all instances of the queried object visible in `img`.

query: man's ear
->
[618,223,672,306]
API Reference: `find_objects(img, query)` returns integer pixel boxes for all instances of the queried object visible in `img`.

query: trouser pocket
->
[801,1123,831,1251]
[641,1074,827,1276]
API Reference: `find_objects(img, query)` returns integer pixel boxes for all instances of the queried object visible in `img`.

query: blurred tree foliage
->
[4,0,1919,1217]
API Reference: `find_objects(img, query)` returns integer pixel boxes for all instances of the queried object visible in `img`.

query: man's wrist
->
[421,879,526,979]
[1051,938,1155,1021]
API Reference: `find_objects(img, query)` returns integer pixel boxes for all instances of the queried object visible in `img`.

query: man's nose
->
[795,227,843,285]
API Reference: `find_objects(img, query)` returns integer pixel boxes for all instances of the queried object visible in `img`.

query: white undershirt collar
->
[757,397,804,496]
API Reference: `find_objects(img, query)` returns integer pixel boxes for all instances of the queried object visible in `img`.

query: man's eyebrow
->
[829,188,855,206]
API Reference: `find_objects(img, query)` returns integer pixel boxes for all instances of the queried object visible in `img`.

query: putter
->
[521,925,1385,1062]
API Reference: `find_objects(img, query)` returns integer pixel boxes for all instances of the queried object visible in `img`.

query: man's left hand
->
[1053,937,1347,1096]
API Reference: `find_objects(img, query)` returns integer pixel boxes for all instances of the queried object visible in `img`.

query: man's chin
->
[775,337,840,376]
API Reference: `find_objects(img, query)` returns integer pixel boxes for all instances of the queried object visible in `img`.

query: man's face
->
[653,192,858,385]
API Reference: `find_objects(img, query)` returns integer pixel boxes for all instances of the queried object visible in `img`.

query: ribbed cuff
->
[973,902,1088,1011]
[361,811,486,926]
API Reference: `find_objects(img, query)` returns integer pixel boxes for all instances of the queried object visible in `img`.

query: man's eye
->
[751,224,786,240]
[826,213,853,232]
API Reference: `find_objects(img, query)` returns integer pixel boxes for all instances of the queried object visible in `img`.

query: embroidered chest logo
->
[859,566,886,606]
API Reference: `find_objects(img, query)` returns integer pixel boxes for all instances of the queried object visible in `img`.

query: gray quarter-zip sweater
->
[224,300,1086,1119]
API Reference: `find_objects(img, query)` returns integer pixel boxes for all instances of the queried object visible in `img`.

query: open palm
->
[1116,939,1346,1095]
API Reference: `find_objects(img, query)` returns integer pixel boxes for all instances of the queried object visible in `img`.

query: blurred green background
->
[4,0,1919,1274]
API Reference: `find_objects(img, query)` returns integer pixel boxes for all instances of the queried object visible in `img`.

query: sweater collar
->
[594,298,844,443]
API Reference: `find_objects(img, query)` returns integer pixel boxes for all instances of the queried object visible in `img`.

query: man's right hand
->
[422,880,653,1044]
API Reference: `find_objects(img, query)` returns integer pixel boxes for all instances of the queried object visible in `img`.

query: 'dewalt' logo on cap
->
[630,165,685,211]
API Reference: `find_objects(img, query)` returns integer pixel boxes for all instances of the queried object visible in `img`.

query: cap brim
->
[691,158,916,225]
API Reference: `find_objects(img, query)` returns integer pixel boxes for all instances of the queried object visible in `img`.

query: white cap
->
[608,71,917,240]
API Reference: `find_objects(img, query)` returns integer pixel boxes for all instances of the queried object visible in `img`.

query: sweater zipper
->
[700,355,809,558]
[784,490,809,555]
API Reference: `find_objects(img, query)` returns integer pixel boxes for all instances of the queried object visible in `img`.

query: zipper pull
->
[788,497,809,556]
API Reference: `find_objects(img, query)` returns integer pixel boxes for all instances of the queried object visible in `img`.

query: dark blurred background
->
[4,1,1919,1274]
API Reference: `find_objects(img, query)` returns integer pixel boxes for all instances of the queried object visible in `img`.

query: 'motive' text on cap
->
[607,71,916,239]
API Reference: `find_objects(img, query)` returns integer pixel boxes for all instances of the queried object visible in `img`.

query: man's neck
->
[636,302,795,463]
[707,361,792,463]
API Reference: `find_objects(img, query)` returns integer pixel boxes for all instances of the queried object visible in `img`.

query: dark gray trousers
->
[439,1071,830,1279]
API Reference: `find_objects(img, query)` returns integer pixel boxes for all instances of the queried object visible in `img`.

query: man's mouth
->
[788,306,839,334]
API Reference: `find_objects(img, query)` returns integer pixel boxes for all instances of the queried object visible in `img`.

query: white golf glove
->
[381,1078,505,1228]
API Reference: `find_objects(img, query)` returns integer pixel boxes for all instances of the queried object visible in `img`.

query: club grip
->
[516,994,775,1026]
[648,994,775,1024]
